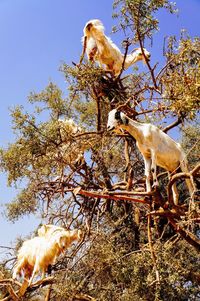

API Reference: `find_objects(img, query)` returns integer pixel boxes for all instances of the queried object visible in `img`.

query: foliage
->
[113,0,177,41]
[181,122,200,168]
[162,34,200,120]
[52,234,200,301]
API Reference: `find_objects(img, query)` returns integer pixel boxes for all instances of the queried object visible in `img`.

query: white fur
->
[58,118,82,135]
[38,224,67,238]
[107,109,194,204]
[82,19,150,76]
[13,227,82,285]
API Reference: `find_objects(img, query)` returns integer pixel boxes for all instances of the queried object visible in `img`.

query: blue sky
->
[0,0,200,252]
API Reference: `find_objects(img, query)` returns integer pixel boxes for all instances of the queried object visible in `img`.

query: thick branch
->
[191,163,200,176]
[167,172,191,205]
[76,188,150,204]
[163,118,182,133]
[106,190,155,196]
[168,217,200,252]
[0,277,55,301]
[167,163,200,205]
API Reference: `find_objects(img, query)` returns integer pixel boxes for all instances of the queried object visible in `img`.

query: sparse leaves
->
[162,35,200,119]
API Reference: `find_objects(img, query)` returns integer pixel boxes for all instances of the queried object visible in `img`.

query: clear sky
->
[0,0,200,253]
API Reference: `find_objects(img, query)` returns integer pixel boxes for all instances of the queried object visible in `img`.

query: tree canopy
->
[0,1,199,300]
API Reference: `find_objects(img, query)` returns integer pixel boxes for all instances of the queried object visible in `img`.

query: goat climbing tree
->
[0,0,200,300]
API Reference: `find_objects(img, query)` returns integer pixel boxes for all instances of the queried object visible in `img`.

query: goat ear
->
[115,111,129,125]
[38,224,47,236]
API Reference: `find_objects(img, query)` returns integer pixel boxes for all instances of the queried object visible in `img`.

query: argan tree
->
[0,1,199,300]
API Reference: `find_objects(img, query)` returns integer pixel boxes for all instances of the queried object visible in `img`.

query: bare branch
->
[116,39,131,79]
[79,36,87,65]
[147,214,160,285]
[76,188,150,204]
[163,118,182,133]
[156,57,175,83]
[167,163,200,205]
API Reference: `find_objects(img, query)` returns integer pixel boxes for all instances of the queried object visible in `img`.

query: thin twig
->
[147,214,160,285]
[79,36,87,65]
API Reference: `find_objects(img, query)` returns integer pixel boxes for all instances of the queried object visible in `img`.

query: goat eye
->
[115,111,121,120]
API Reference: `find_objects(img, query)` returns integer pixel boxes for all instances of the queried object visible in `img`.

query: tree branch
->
[163,118,182,133]
[0,277,55,301]
[79,36,87,65]
[168,216,200,252]
[116,39,130,79]
[75,188,150,204]
[147,214,160,285]
[167,163,200,205]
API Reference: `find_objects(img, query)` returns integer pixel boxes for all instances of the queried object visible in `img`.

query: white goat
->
[107,109,194,204]
[82,19,150,76]
[58,118,82,135]
[13,228,82,285]
[38,224,67,238]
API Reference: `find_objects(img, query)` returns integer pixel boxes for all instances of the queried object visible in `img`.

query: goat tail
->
[180,156,195,196]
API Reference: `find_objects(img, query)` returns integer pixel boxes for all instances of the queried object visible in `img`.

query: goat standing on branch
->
[82,19,150,76]
[13,226,82,286]
[107,109,195,205]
